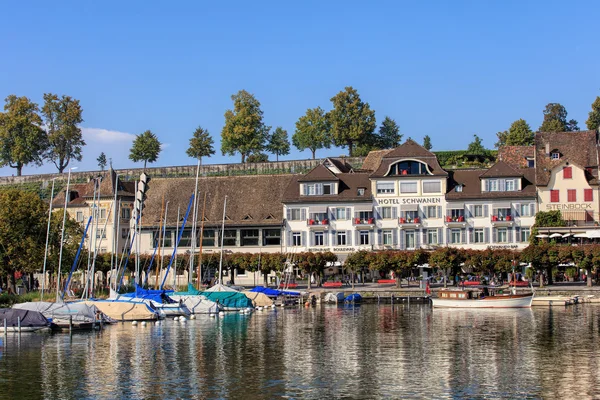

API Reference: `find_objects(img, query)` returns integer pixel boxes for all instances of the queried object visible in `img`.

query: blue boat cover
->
[121,285,177,304]
[344,293,362,303]
[250,286,301,297]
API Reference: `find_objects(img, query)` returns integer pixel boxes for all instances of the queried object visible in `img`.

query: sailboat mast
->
[41,178,57,301]
[173,206,179,289]
[189,160,201,284]
[154,195,165,290]
[111,173,119,291]
[113,199,121,291]
[56,167,75,302]
[196,192,207,290]
[218,195,228,289]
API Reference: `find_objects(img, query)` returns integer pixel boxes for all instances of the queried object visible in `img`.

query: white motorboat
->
[432,287,533,308]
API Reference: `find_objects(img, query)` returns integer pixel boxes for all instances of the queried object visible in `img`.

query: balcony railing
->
[353,217,375,226]
[491,215,514,226]
[398,217,421,226]
[307,219,329,227]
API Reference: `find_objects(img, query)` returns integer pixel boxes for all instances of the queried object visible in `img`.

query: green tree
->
[246,152,269,163]
[129,130,162,169]
[586,96,600,130]
[97,152,107,171]
[495,119,534,148]
[345,251,371,289]
[328,86,376,156]
[42,93,85,173]
[221,90,269,163]
[266,126,290,162]
[186,126,215,164]
[292,107,332,159]
[0,95,47,176]
[539,103,579,132]
[467,134,486,155]
[430,247,463,288]
[378,116,402,148]
[423,135,432,150]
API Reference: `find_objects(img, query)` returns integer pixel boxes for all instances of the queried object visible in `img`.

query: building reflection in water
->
[0,304,599,399]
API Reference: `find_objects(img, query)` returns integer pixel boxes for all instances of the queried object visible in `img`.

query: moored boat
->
[0,309,54,332]
[531,296,578,307]
[12,301,110,330]
[85,300,160,321]
[432,287,533,308]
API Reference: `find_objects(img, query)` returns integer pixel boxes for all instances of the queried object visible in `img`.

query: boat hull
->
[85,301,159,321]
[532,296,577,307]
[432,294,533,308]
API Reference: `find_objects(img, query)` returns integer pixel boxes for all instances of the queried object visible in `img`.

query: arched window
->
[388,160,430,176]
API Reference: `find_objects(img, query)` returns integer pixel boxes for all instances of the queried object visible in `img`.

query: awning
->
[447,203,464,209]
[562,233,572,238]
[562,211,586,221]
[574,233,588,238]
[354,204,373,212]
[400,204,419,211]
[549,233,563,238]
[536,234,549,238]
[493,202,512,209]
[309,205,328,213]
[586,230,600,238]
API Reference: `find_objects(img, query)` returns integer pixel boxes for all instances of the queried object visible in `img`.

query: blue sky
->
[1,0,599,175]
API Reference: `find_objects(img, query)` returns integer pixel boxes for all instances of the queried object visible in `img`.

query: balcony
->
[445,215,467,227]
[307,218,329,229]
[398,216,421,228]
[491,214,514,227]
[353,217,375,227]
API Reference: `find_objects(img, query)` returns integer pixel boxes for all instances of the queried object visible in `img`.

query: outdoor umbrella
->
[549,233,563,238]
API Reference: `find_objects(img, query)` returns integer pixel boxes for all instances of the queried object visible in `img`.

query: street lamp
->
[41,177,58,301]
[56,166,77,302]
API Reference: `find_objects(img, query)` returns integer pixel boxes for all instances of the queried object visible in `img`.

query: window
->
[290,208,302,221]
[550,190,559,203]
[521,228,531,242]
[494,208,511,220]
[401,210,418,221]
[99,208,107,219]
[323,184,332,195]
[305,184,316,195]
[152,230,172,248]
[568,189,577,203]
[121,208,131,220]
[314,231,324,246]
[427,229,438,245]
[426,206,438,218]
[488,180,498,192]
[355,211,373,223]
[241,229,259,246]
[380,207,393,219]
[376,181,395,194]
[400,182,418,194]
[76,211,83,222]
[357,188,365,196]
[563,167,572,179]
[473,205,483,217]
[585,189,594,202]
[527,159,535,168]
[455,185,463,193]
[292,232,302,246]
[449,209,464,220]
[551,152,560,160]
[122,228,129,239]
[451,229,461,244]
[337,231,347,246]
[497,228,508,243]
[223,230,237,246]
[505,179,515,191]
[383,230,393,245]
[423,181,441,194]
[405,231,415,249]
[263,229,281,246]
[359,231,369,245]
[335,208,347,220]
[305,183,333,196]
[179,230,193,247]
[520,204,531,217]
[389,160,429,175]
[95,229,106,239]
[309,213,327,223]
[202,229,216,247]
[473,229,484,243]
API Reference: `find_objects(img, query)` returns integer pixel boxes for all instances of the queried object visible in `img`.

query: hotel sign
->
[545,203,592,210]
[377,197,442,205]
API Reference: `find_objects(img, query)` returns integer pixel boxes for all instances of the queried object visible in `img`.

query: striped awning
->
[400,204,419,211]
[354,204,373,212]
[562,211,586,221]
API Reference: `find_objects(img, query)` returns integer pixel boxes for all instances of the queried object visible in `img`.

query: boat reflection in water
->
[0,304,599,399]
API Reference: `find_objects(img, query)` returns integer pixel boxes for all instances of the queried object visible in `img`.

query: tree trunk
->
[16,163,22,176]
[547,266,553,285]
[396,274,401,289]
[263,272,268,287]
[144,160,147,170]
[347,140,353,157]
[587,269,593,287]
[230,269,235,285]
[307,273,311,290]
[241,153,246,163]
[351,271,355,290]
[8,273,16,294]
[276,153,279,162]
[311,149,316,159]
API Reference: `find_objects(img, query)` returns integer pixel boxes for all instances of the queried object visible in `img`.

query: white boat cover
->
[169,295,222,314]
[324,292,345,303]
[13,301,105,324]
[242,291,274,307]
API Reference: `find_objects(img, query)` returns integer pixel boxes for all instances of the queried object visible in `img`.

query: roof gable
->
[479,161,523,178]
[297,164,339,182]
[383,139,435,158]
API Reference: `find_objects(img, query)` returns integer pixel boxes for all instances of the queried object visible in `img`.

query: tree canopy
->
[42,93,85,173]
[129,130,162,169]
[495,119,534,148]
[539,103,579,132]
[586,96,600,131]
[97,152,107,171]
[266,126,290,161]
[423,135,432,150]
[328,86,376,156]
[0,95,47,176]
[187,126,215,161]
[377,116,402,148]
[292,107,332,159]
[221,90,269,163]
[467,134,486,155]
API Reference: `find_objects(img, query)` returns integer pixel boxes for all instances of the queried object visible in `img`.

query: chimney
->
[545,143,550,156]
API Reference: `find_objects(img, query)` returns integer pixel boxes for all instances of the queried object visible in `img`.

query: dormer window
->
[388,160,431,176]
[527,158,535,168]
[455,185,463,192]
[485,178,518,192]
[357,188,365,196]
[551,152,560,160]
[304,183,333,196]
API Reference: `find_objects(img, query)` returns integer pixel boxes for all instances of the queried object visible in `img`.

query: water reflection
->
[0,305,599,399]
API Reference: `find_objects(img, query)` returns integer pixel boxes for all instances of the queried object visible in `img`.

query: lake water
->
[0,303,599,399]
